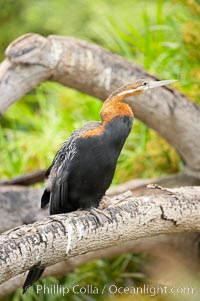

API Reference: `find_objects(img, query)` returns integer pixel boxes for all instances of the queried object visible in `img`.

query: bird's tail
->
[23,266,45,293]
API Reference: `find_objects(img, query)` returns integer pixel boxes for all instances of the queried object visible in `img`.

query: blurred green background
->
[0,0,200,300]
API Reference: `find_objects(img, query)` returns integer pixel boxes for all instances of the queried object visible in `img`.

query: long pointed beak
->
[148,79,177,89]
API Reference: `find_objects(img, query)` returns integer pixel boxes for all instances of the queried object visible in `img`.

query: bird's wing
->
[41,121,101,214]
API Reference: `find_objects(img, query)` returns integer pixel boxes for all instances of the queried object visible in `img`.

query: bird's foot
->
[89,191,133,225]
[89,208,111,225]
[99,196,112,209]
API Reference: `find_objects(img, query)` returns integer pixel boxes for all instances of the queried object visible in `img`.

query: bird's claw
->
[99,196,112,209]
[89,208,111,225]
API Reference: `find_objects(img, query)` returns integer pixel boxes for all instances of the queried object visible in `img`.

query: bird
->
[23,78,176,293]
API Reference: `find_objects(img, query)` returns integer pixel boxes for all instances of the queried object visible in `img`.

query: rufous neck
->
[100,99,133,125]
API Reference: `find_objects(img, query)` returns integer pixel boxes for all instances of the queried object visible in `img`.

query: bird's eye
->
[143,81,148,86]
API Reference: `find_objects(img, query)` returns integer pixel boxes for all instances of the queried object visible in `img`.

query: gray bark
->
[1,173,199,233]
[0,33,200,177]
[0,186,200,285]
[0,187,47,233]
[0,232,199,298]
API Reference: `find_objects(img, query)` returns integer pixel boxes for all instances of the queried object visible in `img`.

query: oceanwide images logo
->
[35,284,194,297]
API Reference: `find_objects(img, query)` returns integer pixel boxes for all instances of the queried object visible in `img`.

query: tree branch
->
[0,186,200,285]
[1,173,199,233]
[108,173,200,197]
[0,187,47,233]
[0,232,199,298]
[0,33,200,176]
[0,173,199,234]
[0,170,46,186]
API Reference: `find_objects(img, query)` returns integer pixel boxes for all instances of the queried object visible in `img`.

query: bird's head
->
[101,79,177,122]
[107,79,177,102]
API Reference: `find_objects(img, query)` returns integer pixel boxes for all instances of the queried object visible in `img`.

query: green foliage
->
[0,82,102,177]
[9,254,146,301]
[2,0,199,182]
[92,0,200,99]
[1,0,200,300]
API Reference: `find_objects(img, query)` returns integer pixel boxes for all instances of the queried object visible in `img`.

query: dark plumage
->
[23,78,176,293]
[43,116,133,214]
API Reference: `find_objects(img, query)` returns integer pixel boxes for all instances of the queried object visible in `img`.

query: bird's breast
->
[72,115,133,174]
[104,115,133,146]
[67,115,133,209]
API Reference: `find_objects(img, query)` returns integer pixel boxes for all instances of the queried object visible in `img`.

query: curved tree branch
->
[0,33,200,176]
[0,186,200,285]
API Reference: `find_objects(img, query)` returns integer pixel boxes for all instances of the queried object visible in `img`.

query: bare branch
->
[107,173,200,197]
[0,173,199,234]
[0,170,46,186]
[0,187,47,233]
[0,34,200,175]
[0,186,200,285]
[0,232,199,298]
[1,173,199,234]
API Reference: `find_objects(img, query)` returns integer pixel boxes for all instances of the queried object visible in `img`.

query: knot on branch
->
[6,33,47,64]
[5,33,63,70]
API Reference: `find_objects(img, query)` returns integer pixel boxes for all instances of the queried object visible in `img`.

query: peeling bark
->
[0,33,200,176]
[0,186,200,285]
